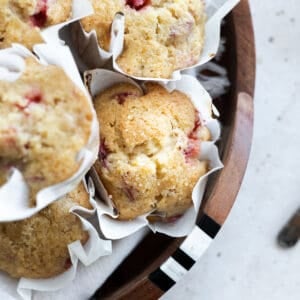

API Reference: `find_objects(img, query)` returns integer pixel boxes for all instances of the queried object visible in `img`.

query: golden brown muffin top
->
[0,183,92,279]
[81,0,206,78]
[0,57,93,205]
[94,82,210,220]
[0,0,72,49]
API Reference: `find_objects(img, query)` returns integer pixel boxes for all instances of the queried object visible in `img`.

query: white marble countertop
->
[164,0,300,299]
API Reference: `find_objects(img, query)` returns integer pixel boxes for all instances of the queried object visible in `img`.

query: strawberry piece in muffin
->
[126,0,150,10]
[0,0,72,49]
[30,0,48,27]
[0,57,93,205]
[81,0,206,78]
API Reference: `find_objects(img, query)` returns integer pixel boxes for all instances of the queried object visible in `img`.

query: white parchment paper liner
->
[0,179,112,300]
[183,37,231,99]
[0,44,99,221]
[63,0,239,81]
[84,69,223,239]
[39,0,93,46]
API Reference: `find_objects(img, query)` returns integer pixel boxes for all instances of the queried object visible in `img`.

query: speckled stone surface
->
[163,1,300,299]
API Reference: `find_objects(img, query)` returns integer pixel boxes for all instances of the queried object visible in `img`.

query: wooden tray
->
[92,0,255,298]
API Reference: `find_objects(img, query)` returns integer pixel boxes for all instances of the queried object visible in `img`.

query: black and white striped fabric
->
[149,214,220,292]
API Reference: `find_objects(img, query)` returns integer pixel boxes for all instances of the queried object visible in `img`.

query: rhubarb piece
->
[126,0,150,10]
[30,0,48,27]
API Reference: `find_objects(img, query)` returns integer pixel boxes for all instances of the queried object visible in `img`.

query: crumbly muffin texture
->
[0,0,72,49]
[0,183,91,279]
[0,57,93,205]
[81,0,206,78]
[94,83,210,220]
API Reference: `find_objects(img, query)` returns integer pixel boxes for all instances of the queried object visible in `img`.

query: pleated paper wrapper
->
[0,44,99,221]
[61,0,239,81]
[0,178,112,300]
[84,69,223,239]
[39,0,93,45]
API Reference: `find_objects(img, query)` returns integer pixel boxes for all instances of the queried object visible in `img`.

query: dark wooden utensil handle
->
[278,208,300,248]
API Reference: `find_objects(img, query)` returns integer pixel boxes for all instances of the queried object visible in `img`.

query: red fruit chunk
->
[30,0,48,28]
[184,111,202,161]
[188,112,201,140]
[99,139,110,169]
[64,258,72,270]
[113,91,141,104]
[184,139,200,160]
[25,89,43,104]
[114,92,132,105]
[16,88,43,111]
[122,184,136,202]
[126,0,150,10]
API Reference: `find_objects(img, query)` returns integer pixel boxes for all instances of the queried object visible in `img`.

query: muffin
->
[0,57,93,205]
[0,183,91,279]
[93,82,210,220]
[81,0,206,78]
[0,0,72,49]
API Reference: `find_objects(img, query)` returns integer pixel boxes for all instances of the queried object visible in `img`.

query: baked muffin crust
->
[0,0,72,49]
[0,183,91,279]
[81,0,206,78]
[94,82,210,220]
[0,57,93,205]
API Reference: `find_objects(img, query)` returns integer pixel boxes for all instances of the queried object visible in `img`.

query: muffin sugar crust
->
[81,0,206,78]
[0,0,72,49]
[0,183,91,279]
[94,82,210,220]
[0,57,93,205]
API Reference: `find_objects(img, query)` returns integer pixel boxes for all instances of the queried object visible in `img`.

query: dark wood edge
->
[94,0,255,298]
[96,234,184,299]
[203,0,255,224]
[203,92,254,224]
[97,278,164,300]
